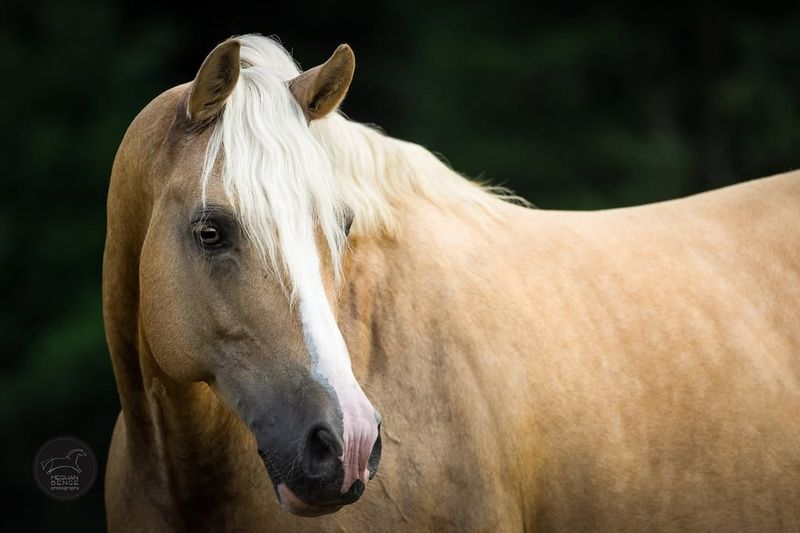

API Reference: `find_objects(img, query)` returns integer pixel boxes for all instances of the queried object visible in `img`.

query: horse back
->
[514,171,800,532]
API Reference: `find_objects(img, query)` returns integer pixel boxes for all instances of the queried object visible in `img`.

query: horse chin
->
[277,483,343,517]
[258,450,350,516]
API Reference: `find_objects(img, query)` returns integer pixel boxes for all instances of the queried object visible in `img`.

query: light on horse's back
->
[103,34,800,532]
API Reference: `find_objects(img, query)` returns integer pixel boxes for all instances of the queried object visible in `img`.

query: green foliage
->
[1,2,799,530]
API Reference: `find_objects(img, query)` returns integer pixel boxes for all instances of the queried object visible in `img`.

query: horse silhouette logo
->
[33,436,97,501]
[40,448,88,475]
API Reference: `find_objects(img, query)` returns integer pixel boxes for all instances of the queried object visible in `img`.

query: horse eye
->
[196,224,223,247]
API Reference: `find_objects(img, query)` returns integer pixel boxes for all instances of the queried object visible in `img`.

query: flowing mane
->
[200,34,510,293]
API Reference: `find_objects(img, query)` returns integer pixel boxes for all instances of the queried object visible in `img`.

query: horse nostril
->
[304,426,341,479]
[367,422,382,480]
[308,428,334,461]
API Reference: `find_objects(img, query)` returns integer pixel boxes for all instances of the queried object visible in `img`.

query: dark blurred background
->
[2,1,799,530]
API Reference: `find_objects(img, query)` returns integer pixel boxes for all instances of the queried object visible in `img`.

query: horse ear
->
[289,44,355,121]
[186,39,241,123]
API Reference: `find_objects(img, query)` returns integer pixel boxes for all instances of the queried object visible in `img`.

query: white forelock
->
[200,35,347,297]
[200,34,513,297]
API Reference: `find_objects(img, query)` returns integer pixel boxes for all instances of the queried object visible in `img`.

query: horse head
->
[135,37,381,516]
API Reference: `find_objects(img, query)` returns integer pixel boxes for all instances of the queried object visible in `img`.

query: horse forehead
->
[156,139,219,199]
[170,139,212,181]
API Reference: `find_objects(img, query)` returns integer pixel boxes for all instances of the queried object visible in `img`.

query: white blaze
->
[196,35,381,494]
[296,241,379,493]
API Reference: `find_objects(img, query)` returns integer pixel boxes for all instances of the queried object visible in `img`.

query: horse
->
[103,34,800,532]
[41,448,87,475]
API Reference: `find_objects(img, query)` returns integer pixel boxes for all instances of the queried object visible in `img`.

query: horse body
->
[104,35,800,532]
[337,171,800,532]
[493,176,800,531]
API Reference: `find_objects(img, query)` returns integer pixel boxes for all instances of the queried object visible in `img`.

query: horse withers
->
[104,34,800,532]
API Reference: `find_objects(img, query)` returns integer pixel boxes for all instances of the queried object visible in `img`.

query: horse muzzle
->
[255,416,382,516]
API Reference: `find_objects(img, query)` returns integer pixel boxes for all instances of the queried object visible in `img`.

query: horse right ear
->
[186,39,241,124]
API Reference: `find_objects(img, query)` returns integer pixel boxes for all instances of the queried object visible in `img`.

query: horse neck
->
[326,120,511,375]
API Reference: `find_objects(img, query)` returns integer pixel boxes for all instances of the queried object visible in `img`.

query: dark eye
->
[195,223,224,248]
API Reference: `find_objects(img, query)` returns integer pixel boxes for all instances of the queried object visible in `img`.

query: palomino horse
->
[104,34,800,532]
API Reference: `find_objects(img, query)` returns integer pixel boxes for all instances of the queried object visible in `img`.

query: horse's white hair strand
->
[200,34,512,299]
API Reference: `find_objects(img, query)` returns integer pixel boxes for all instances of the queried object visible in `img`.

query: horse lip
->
[277,483,344,517]
[258,449,366,512]
[257,449,282,499]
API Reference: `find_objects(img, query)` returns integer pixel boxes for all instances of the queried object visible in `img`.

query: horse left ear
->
[186,39,241,124]
[289,44,355,121]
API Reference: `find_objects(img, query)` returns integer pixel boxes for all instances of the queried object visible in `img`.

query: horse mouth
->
[257,450,359,517]
[257,450,282,499]
[277,483,344,517]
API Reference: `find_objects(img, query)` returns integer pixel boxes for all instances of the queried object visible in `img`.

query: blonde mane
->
[200,34,510,294]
